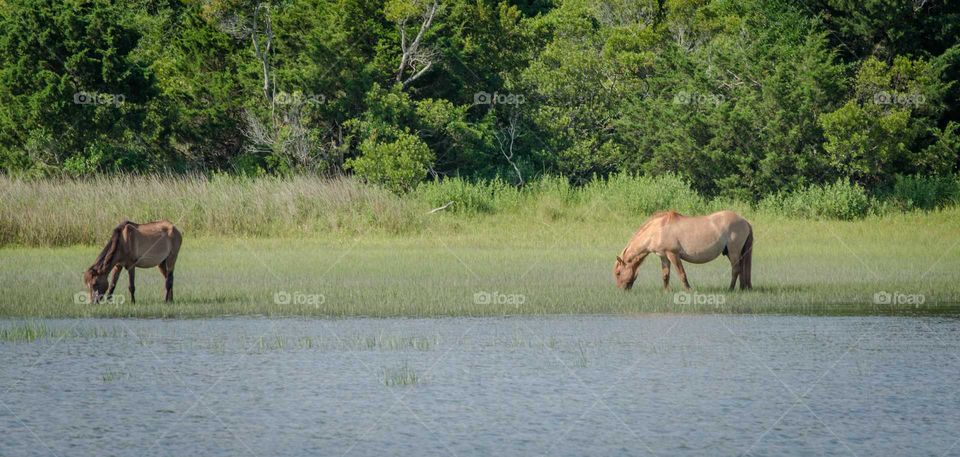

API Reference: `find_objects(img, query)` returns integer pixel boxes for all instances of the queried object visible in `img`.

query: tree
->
[819,56,956,187]
[0,0,166,174]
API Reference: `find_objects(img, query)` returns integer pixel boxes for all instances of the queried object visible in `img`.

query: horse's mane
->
[90,220,136,274]
[619,211,681,258]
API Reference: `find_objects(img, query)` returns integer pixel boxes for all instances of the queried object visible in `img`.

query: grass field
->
[2,209,958,318]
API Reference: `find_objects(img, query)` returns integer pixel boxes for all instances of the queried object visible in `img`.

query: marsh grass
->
[382,361,420,386]
[508,333,559,349]
[233,333,439,353]
[0,174,425,246]
[1,192,958,318]
[349,333,437,351]
[574,341,589,368]
[100,370,131,383]
[0,321,126,342]
[3,173,956,247]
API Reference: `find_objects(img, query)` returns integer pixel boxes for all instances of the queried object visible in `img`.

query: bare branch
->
[252,3,273,104]
[396,0,440,85]
[427,201,454,214]
[494,108,524,186]
[402,60,433,88]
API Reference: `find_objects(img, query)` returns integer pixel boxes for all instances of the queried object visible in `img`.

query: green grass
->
[5,173,956,247]
[382,361,420,386]
[100,370,131,383]
[0,321,127,342]
[0,174,425,246]
[1,210,958,318]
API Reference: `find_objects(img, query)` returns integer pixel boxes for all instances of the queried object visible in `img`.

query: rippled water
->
[2,315,959,456]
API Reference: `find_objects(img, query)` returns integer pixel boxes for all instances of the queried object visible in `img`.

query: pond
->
[2,315,959,456]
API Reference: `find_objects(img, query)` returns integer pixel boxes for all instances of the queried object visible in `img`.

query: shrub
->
[416,177,521,214]
[346,131,435,194]
[888,174,960,210]
[759,179,871,220]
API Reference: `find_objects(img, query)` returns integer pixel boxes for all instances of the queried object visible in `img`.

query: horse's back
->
[664,211,749,263]
[706,210,747,225]
[126,220,180,267]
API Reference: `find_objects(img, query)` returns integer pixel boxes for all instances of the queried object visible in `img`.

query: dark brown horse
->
[84,220,182,304]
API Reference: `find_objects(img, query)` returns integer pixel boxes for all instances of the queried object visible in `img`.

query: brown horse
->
[613,211,753,291]
[84,220,182,304]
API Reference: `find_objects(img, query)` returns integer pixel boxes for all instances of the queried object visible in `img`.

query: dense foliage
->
[1,0,957,198]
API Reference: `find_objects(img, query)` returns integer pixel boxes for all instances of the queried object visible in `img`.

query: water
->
[1,315,959,457]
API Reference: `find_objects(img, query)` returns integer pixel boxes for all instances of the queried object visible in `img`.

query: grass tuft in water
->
[101,370,131,383]
[0,321,50,342]
[0,322,127,342]
[574,341,589,368]
[383,361,420,386]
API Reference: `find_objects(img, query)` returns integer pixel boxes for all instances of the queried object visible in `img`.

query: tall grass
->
[2,173,958,246]
[0,174,425,246]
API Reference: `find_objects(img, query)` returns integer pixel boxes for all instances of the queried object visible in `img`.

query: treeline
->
[0,0,958,200]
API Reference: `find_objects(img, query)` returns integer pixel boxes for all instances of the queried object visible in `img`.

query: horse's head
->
[613,256,639,290]
[83,268,108,304]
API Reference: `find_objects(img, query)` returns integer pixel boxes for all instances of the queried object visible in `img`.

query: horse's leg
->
[164,229,181,303]
[728,265,741,291]
[659,256,671,291]
[727,252,741,291]
[127,267,136,304]
[666,251,691,291]
[159,262,173,303]
[107,265,122,298]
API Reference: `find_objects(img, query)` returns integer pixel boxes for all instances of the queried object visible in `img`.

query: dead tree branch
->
[396,0,440,88]
[494,108,524,186]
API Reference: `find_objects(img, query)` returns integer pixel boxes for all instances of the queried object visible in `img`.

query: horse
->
[613,211,753,291]
[83,220,182,304]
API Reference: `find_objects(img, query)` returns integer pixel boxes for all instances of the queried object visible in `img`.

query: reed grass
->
[3,173,955,247]
[0,321,127,342]
[0,174,425,246]
[382,361,420,386]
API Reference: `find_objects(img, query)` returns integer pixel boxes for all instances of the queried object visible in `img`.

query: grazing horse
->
[613,211,753,291]
[84,220,182,304]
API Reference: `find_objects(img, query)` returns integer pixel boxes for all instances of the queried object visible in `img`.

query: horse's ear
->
[616,256,625,265]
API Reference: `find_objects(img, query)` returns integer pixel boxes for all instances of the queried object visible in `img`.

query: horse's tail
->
[740,225,753,289]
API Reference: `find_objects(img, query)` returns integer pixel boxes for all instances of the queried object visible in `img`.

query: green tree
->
[0,0,166,174]
[819,56,956,187]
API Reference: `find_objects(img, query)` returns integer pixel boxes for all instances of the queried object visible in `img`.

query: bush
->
[346,131,435,194]
[416,177,521,214]
[888,175,960,210]
[580,173,708,216]
[759,179,872,220]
